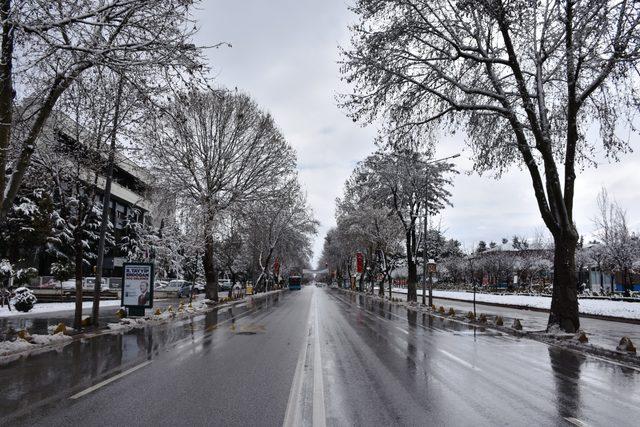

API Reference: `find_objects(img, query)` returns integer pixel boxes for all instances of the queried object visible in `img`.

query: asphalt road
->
[1,286,639,426]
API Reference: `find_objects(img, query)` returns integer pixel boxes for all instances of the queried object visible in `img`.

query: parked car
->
[193,282,205,294]
[164,280,194,298]
[56,280,76,291]
[39,278,59,289]
[218,279,233,292]
[82,277,110,293]
[154,280,169,290]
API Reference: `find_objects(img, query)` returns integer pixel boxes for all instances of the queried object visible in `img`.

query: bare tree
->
[594,188,639,296]
[244,180,318,292]
[144,89,297,301]
[342,147,455,301]
[341,0,640,331]
[0,0,204,223]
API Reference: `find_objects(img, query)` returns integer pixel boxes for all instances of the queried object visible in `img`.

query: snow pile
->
[0,338,32,356]
[0,332,72,358]
[398,289,640,320]
[107,301,210,332]
[30,332,72,346]
[0,300,122,317]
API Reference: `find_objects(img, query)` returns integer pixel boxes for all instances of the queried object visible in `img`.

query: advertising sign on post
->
[122,263,154,316]
[356,252,364,274]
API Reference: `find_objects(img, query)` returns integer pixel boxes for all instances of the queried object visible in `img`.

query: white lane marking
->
[438,350,481,372]
[312,293,327,427]
[283,294,313,427]
[564,417,589,426]
[69,361,152,400]
[395,326,409,335]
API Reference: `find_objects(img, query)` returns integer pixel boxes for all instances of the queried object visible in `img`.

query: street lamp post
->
[419,153,460,307]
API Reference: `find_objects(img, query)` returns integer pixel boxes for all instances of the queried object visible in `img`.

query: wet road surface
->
[1,287,639,426]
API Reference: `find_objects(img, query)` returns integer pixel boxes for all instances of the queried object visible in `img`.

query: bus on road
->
[288,276,302,290]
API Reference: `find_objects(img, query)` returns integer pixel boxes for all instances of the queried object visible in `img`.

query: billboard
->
[122,263,154,308]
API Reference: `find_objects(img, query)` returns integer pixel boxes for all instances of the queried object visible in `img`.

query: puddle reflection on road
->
[0,293,282,418]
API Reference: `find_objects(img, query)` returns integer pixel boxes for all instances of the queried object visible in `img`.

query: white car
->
[82,277,110,292]
[56,280,76,291]
[154,280,169,290]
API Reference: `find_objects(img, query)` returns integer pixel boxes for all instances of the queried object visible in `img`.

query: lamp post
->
[420,153,460,307]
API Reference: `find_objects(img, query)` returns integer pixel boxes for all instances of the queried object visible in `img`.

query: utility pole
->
[419,153,460,307]
[422,172,428,306]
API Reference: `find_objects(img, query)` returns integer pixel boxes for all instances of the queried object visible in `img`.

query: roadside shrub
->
[14,268,38,287]
[11,287,37,312]
[617,336,636,353]
[577,331,588,343]
[512,318,523,330]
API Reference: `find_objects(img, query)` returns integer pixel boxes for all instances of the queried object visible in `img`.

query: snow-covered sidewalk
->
[0,300,122,318]
[391,288,640,320]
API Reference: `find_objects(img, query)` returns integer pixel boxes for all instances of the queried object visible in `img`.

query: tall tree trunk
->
[406,230,417,301]
[204,235,219,302]
[92,77,124,326]
[73,233,84,330]
[358,258,367,292]
[548,232,579,332]
[378,272,385,297]
[0,0,14,208]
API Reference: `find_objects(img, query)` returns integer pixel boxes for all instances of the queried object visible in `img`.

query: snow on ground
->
[0,338,32,356]
[392,288,640,320]
[0,300,122,318]
[0,333,71,357]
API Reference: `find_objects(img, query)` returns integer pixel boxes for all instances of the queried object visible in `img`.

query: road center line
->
[69,361,152,400]
[564,417,589,426]
[312,294,327,427]
[395,326,410,335]
[283,293,313,427]
[438,349,481,372]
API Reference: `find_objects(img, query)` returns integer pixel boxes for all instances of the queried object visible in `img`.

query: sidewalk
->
[388,288,639,352]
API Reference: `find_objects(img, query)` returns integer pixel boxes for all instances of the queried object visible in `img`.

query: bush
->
[14,267,38,287]
[11,287,37,312]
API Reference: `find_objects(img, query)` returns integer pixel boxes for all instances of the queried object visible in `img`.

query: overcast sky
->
[197,0,640,266]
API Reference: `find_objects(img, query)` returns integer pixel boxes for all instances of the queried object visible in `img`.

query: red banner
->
[273,258,280,276]
[356,252,364,273]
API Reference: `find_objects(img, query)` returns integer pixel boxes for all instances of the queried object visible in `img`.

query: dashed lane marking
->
[564,417,589,426]
[69,361,152,400]
[438,349,481,372]
[395,326,410,335]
